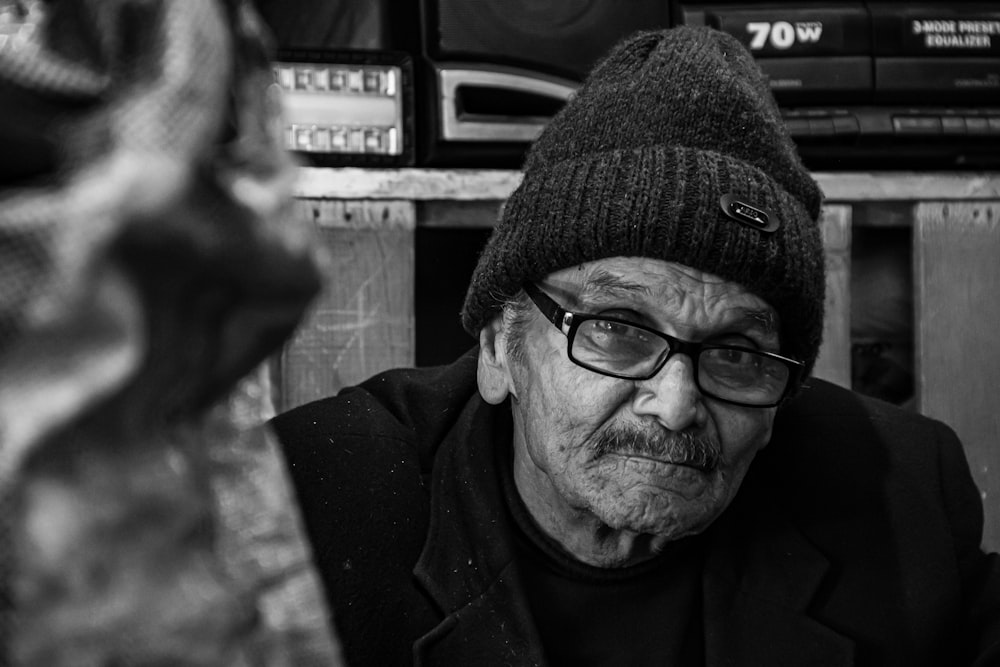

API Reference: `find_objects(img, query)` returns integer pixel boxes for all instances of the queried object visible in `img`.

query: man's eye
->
[593,320,641,337]
[579,320,661,358]
[591,320,656,345]
[715,348,757,365]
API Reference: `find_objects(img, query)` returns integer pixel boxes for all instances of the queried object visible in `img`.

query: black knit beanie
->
[460,25,826,376]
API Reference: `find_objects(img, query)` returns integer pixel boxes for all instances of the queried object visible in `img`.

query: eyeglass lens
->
[570,318,789,405]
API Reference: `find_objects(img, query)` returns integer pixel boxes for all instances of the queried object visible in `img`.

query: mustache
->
[593,424,723,472]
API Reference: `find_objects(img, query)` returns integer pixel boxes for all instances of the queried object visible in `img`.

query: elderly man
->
[273,26,1000,666]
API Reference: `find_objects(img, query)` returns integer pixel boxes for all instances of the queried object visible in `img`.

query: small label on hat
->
[720,193,780,233]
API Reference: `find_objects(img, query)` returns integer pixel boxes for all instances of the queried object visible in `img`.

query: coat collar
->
[699,468,856,665]
[412,397,855,666]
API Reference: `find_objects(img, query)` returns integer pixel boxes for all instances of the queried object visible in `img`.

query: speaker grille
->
[431,0,671,79]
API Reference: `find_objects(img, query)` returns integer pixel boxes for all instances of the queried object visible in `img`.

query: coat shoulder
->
[267,352,482,666]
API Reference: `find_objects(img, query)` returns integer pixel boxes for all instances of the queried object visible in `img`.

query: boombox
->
[680,0,1000,168]
[255,0,1000,170]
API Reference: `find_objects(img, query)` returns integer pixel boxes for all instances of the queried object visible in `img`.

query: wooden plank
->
[417,200,504,229]
[293,168,1000,204]
[914,201,1000,553]
[817,173,1000,202]
[292,199,415,230]
[294,167,523,201]
[813,204,852,389]
[276,200,415,411]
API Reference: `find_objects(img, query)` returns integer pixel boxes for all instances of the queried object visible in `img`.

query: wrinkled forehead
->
[542,257,779,336]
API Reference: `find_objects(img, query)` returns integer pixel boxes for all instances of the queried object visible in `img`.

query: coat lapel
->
[701,472,856,667]
[413,562,547,667]
[412,397,546,667]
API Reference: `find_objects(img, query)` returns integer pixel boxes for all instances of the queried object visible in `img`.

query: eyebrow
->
[577,269,779,337]
[730,308,778,337]
[577,272,652,304]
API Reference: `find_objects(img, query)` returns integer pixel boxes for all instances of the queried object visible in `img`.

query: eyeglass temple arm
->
[522,283,571,331]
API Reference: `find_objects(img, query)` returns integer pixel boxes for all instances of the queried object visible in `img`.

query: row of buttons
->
[288,125,400,155]
[784,116,860,137]
[783,110,1000,138]
[275,64,399,96]
[893,116,1000,135]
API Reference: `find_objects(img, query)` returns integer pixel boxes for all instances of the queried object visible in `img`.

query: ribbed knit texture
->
[460,26,826,376]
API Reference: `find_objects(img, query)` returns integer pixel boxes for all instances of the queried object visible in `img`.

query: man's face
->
[479,257,779,552]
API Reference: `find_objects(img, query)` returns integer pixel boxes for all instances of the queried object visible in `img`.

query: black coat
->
[272,349,1000,666]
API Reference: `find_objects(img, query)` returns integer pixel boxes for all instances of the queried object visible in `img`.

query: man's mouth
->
[612,451,717,473]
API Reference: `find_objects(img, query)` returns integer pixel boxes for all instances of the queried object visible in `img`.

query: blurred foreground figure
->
[0,1,342,664]
[273,26,1000,666]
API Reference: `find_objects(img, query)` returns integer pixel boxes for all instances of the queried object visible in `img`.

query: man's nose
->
[631,354,706,431]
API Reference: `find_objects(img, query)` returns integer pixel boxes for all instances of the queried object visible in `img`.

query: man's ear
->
[477,317,515,405]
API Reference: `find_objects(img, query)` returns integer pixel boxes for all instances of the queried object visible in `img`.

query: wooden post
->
[914,201,1000,552]
[276,199,416,411]
[813,204,852,389]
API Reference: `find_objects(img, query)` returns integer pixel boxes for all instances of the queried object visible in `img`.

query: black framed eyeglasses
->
[523,283,804,408]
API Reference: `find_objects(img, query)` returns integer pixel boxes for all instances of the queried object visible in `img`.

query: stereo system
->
[255,0,1000,169]
[681,1,1000,168]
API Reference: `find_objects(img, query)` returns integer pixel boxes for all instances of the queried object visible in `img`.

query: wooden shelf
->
[294,167,1000,203]
[294,168,520,201]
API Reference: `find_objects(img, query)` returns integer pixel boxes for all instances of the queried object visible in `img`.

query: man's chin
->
[590,492,726,541]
